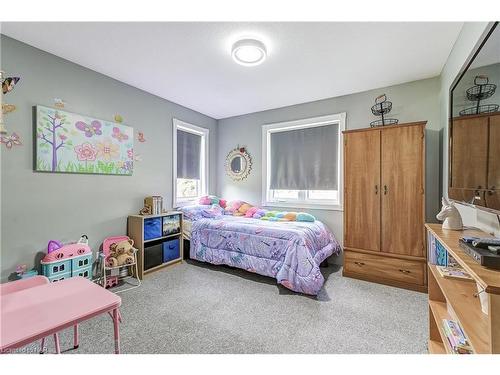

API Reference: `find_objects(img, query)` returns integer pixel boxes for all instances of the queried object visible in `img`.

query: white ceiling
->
[1,22,463,119]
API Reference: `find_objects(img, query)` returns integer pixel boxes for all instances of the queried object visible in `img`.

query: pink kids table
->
[0,276,122,354]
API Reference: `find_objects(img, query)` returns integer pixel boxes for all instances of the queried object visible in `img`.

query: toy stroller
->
[97,236,141,293]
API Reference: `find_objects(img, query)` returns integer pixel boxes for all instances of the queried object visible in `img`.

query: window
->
[262,113,345,210]
[173,118,209,207]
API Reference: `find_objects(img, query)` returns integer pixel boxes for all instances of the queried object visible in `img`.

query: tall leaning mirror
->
[449,22,500,213]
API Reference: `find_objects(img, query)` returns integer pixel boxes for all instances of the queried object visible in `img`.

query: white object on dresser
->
[436,197,463,230]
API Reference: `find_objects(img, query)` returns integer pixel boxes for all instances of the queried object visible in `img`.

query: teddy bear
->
[106,238,136,267]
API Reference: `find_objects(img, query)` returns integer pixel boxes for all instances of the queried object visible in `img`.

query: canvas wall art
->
[35,105,133,175]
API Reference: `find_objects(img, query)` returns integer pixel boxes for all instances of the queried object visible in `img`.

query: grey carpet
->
[24,260,429,354]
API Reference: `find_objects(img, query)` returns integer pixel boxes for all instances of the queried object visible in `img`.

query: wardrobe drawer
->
[344,251,425,286]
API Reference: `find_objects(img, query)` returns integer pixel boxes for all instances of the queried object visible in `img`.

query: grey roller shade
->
[270,123,338,190]
[177,129,201,179]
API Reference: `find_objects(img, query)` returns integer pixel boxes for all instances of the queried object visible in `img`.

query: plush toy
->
[237,203,253,216]
[261,211,276,221]
[245,206,259,218]
[108,238,135,267]
[284,212,298,221]
[252,208,267,219]
[225,200,244,214]
[297,212,316,222]
[199,195,227,208]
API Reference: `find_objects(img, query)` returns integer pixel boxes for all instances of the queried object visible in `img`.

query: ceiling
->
[1,22,463,119]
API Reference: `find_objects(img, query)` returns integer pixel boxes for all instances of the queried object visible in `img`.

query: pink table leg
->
[74,325,79,349]
[112,309,120,354]
[40,337,45,354]
[53,334,60,354]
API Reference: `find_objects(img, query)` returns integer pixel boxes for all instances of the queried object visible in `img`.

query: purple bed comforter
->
[190,216,341,295]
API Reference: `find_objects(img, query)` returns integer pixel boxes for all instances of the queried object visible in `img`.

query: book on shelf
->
[435,265,473,281]
[427,232,458,267]
[441,319,473,354]
[144,196,164,215]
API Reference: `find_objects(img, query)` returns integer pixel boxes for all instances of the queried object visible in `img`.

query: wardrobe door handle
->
[354,261,365,267]
[399,269,411,274]
[375,185,378,195]
[384,185,388,195]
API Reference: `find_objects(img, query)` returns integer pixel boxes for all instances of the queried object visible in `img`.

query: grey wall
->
[0,36,218,280]
[217,77,442,249]
[438,22,500,236]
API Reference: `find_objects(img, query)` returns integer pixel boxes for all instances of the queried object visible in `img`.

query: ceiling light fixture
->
[231,38,267,66]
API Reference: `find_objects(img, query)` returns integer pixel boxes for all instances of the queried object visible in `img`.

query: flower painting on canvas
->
[35,105,133,175]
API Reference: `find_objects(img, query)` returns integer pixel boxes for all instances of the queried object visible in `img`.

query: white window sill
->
[262,201,343,212]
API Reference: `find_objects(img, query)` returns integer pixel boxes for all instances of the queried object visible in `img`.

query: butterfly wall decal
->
[112,127,129,142]
[1,132,22,149]
[54,98,66,108]
[2,76,20,94]
[2,104,16,114]
[75,120,102,138]
[138,132,146,142]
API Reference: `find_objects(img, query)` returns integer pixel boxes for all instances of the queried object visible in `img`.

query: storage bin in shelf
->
[128,212,183,280]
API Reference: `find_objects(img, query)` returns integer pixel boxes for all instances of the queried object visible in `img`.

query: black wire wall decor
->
[370,94,399,127]
[459,75,499,116]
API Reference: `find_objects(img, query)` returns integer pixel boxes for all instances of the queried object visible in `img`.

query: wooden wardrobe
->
[343,121,426,292]
[449,113,500,210]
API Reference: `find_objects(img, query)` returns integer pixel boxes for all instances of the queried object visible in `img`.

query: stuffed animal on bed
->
[252,208,267,219]
[199,195,227,208]
[260,211,316,222]
[237,203,253,216]
[297,212,316,222]
[225,200,244,215]
[244,206,259,218]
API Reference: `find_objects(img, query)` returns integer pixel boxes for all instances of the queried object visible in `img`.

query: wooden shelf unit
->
[343,122,427,292]
[426,223,500,354]
[128,212,183,280]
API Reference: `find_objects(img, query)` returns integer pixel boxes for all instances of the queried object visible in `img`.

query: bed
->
[180,205,341,295]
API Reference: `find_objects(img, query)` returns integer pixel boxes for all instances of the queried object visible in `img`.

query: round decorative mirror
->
[225,146,252,181]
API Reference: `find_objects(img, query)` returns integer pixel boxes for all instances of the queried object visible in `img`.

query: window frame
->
[261,113,346,211]
[172,118,209,208]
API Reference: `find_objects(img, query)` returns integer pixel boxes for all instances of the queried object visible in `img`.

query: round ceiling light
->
[231,38,267,66]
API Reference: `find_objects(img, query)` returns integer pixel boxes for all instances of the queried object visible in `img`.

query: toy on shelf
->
[15,265,38,279]
[41,235,93,283]
[139,204,152,216]
[98,236,140,293]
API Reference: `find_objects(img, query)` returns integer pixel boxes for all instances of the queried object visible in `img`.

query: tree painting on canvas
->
[35,105,133,175]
